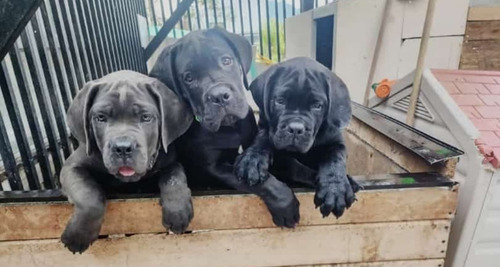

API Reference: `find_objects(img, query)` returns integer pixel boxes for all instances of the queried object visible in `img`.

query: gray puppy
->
[61,71,193,253]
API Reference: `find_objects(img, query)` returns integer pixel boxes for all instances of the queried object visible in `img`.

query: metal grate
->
[392,94,435,122]
[0,0,147,192]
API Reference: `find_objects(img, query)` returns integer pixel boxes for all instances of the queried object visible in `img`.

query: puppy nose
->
[207,86,232,105]
[287,122,306,135]
[111,137,136,158]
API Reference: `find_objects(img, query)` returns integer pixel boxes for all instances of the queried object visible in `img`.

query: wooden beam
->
[0,221,450,267]
[0,185,458,241]
[296,259,445,267]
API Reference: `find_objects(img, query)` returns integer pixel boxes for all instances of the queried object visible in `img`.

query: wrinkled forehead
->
[273,69,328,99]
[91,83,158,112]
[175,34,236,71]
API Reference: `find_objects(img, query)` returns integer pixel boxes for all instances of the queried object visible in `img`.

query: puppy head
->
[250,57,351,153]
[67,71,192,182]
[150,27,253,132]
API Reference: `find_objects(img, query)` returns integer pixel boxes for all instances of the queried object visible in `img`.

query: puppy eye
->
[312,103,323,110]
[222,56,233,66]
[141,114,154,122]
[94,114,107,123]
[275,98,285,105]
[184,73,193,83]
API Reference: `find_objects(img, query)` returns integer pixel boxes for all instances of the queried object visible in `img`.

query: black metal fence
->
[0,0,146,191]
[0,0,334,193]
[143,0,334,62]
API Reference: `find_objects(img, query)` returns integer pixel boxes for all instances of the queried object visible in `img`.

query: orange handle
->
[372,79,396,98]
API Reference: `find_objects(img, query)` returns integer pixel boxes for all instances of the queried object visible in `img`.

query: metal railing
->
[143,0,334,62]
[0,0,334,194]
[0,0,146,192]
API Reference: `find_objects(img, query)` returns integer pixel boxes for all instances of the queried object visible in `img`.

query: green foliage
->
[259,19,285,62]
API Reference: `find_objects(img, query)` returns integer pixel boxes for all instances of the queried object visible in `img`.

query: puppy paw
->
[234,149,271,186]
[61,220,100,254]
[161,197,194,234]
[265,193,300,228]
[314,174,357,218]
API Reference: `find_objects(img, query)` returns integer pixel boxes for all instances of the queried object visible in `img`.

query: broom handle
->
[406,0,438,126]
[363,0,391,106]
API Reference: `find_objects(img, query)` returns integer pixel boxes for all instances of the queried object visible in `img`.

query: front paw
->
[234,149,271,186]
[61,219,101,254]
[265,193,300,228]
[161,197,194,234]
[314,175,356,218]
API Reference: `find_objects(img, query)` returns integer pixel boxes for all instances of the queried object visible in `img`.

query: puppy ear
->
[326,73,352,129]
[67,81,100,156]
[211,27,252,74]
[150,45,180,95]
[249,64,282,123]
[147,80,193,153]
[211,27,253,88]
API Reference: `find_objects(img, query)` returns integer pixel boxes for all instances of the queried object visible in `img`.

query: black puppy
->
[150,28,300,228]
[61,71,193,253]
[235,57,360,218]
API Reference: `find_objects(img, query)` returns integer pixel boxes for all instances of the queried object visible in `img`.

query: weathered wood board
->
[0,221,450,267]
[460,20,500,71]
[296,259,444,267]
[0,186,458,241]
[346,118,457,177]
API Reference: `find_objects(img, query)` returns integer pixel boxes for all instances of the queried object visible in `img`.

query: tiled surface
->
[433,69,500,168]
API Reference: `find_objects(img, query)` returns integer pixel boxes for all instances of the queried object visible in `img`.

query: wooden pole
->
[363,0,391,106]
[406,0,438,126]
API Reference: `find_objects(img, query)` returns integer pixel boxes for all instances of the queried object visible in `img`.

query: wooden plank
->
[468,7,500,21]
[0,221,450,267]
[347,117,458,177]
[464,21,500,41]
[345,131,406,176]
[0,186,458,241]
[460,40,500,71]
[295,259,444,267]
[460,21,500,71]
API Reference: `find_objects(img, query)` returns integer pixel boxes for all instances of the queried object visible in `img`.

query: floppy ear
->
[150,45,181,95]
[147,80,193,153]
[326,73,352,129]
[211,27,253,88]
[66,81,100,156]
[249,64,284,123]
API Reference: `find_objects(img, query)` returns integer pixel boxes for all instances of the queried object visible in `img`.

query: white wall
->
[284,0,469,103]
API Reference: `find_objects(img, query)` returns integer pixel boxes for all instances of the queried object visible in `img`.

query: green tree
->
[260,19,285,62]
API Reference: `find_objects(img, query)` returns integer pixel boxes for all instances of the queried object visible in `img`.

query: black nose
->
[207,86,232,105]
[111,137,136,158]
[287,122,306,136]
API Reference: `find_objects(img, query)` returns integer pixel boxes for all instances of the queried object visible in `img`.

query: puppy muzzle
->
[273,119,315,153]
[199,85,248,131]
[103,136,149,182]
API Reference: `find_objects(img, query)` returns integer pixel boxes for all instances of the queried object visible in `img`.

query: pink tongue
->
[118,167,135,177]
